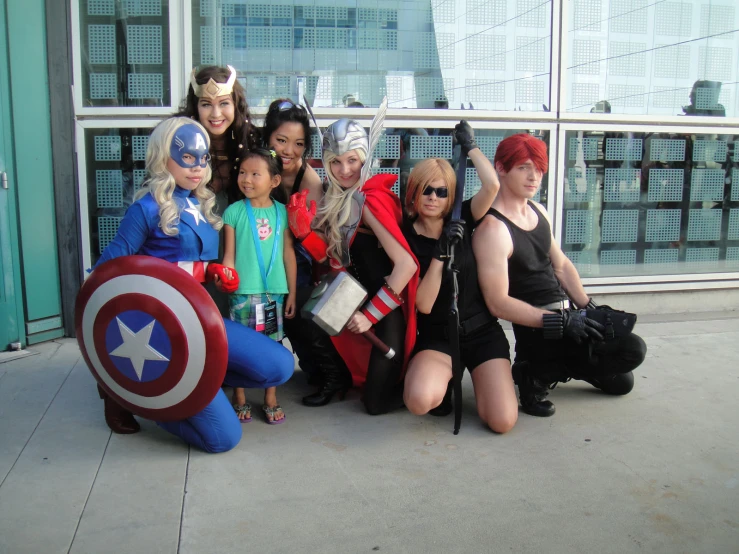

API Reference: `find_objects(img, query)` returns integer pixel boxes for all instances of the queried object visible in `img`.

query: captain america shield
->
[75,256,228,421]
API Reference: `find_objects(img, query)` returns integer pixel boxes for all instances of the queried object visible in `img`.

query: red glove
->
[206,263,240,293]
[287,190,317,240]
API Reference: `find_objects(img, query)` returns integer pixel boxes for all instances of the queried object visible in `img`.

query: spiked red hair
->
[494,133,548,174]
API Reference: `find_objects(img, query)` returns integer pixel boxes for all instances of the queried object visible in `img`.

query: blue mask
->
[170,124,211,168]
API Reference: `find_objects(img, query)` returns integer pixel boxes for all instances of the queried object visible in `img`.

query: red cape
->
[329,174,420,387]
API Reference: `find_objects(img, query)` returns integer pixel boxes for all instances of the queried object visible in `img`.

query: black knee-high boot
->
[302,325,352,407]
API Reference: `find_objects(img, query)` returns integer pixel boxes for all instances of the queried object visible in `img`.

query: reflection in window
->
[563,130,739,277]
[566,0,737,117]
[193,0,552,111]
[80,0,171,107]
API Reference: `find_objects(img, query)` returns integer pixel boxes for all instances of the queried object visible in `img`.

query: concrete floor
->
[0,315,738,554]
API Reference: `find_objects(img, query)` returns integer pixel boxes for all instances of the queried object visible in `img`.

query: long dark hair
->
[262,98,312,161]
[177,66,260,203]
[232,148,284,202]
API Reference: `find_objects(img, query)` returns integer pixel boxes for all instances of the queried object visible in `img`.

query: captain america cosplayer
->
[93,118,294,452]
[288,102,420,415]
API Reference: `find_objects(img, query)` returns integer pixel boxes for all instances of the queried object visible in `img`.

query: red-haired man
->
[473,134,646,417]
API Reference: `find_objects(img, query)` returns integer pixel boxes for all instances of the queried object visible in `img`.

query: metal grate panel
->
[644,248,679,265]
[96,170,123,208]
[515,36,546,72]
[94,135,121,161]
[733,169,739,201]
[565,210,593,244]
[609,0,648,33]
[124,0,161,16]
[601,249,636,265]
[88,25,116,65]
[693,140,728,163]
[565,250,594,273]
[648,169,683,202]
[568,137,599,160]
[608,41,646,76]
[604,168,640,202]
[466,35,506,71]
[375,135,400,160]
[690,169,725,202]
[649,139,685,161]
[646,209,681,242]
[727,247,739,267]
[465,167,482,200]
[687,209,722,241]
[98,216,122,253]
[133,169,147,192]
[516,0,547,27]
[128,73,163,99]
[655,1,692,36]
[602,210,639,243]
[88,0,115,16]
[410,136,453,160]
[605,138,643,161]
[473,136,503,160]
[89,73,117,99]
[729,209,739,240]
[126,25,162,65]
[566,168,598,203]
[686,247,719,265]
[572,40,600,75]
[132,135,149,161]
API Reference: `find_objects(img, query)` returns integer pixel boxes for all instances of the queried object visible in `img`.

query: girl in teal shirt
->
[222,149,296,424]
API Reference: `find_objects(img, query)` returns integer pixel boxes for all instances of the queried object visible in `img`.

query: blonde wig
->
[137,117,222,236]
[404,158,456,220]
[312,148,367,264]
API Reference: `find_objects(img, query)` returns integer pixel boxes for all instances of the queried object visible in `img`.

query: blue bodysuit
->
[96,186,294,452]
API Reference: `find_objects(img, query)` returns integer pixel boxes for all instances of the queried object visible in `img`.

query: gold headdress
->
[190,65,237,100]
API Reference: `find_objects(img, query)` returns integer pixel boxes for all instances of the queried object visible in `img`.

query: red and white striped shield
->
[75,256,228,421]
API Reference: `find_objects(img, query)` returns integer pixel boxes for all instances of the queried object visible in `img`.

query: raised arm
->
[472,215,549,327]
[452,121,500,222]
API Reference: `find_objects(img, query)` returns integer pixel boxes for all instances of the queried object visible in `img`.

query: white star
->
[109,318,170,380]
[184,198,207,226]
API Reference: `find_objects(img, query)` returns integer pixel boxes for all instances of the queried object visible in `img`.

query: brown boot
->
[97,384,141,434]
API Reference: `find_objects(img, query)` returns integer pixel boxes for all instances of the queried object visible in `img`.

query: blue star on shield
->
[105,310,172,382]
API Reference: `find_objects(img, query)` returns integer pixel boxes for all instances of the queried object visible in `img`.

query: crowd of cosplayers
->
[88,65,647,453]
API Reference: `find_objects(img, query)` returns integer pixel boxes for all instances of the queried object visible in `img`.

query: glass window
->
[306,127,550,207]
[84,127,154,264]
[563,129,739,277]
[565,0,739,117]
[79,0,171,107]
[192,0,553,111]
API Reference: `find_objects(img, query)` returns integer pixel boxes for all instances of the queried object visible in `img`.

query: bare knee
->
[482,409,518,434]
[404,389,441,415]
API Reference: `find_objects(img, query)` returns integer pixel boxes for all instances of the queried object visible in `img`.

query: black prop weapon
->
[447,144,467,434]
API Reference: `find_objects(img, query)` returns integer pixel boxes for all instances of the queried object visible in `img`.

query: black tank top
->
[489,202,567,306]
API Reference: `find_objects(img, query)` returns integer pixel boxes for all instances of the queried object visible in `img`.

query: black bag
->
[582,306,637,340]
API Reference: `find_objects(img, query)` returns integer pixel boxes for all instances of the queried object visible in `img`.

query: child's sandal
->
[233,403,252,423]
[262,404,285,425]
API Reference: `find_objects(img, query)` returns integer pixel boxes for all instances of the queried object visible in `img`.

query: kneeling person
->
[472,134,647,417]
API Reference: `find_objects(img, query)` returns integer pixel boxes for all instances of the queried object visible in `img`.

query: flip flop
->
[262,404,286,425]
[233,403,252,423]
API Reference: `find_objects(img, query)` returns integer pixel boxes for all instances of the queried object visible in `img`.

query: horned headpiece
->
[189,65,237,100]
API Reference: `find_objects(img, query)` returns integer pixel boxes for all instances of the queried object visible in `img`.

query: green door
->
[0,0,24,349]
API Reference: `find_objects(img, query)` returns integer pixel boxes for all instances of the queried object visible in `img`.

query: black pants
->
[512,324,647,384]
[283,285,318,375]
[363,309,406,415]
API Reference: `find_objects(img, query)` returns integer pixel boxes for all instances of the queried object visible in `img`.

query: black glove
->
[432,220,466,261]
[454,120,478,156]
[585,297,599,309]
[542,310,605,344]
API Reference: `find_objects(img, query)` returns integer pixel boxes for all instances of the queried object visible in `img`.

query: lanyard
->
[245,199,282,293]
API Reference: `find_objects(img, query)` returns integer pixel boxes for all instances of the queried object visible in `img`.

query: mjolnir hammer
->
[302,272,396,359]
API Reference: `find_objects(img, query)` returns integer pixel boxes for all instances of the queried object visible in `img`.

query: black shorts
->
[413,320,510,372]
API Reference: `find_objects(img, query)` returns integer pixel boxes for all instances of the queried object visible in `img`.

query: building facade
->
[1,0,738,349]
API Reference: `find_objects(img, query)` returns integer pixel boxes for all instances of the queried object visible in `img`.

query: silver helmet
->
[322,119,368,159]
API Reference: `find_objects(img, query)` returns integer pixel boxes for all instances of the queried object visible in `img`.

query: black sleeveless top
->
[403,200,491,332]
[347,228,393,296]
[488,202,567,306]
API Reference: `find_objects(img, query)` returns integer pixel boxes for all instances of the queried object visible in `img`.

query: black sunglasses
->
[422,185,449,198]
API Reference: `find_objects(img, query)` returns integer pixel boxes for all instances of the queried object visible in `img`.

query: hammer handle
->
[362,330,396,359]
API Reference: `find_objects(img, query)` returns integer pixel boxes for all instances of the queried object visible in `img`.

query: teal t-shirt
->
[222,199,288,295]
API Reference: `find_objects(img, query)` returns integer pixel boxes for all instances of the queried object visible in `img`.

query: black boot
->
[302,327,352,407]
[512,362,556,417]
[97,384,141,434]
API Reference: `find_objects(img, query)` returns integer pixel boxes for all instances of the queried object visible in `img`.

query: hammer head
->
[301,272,368,336]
